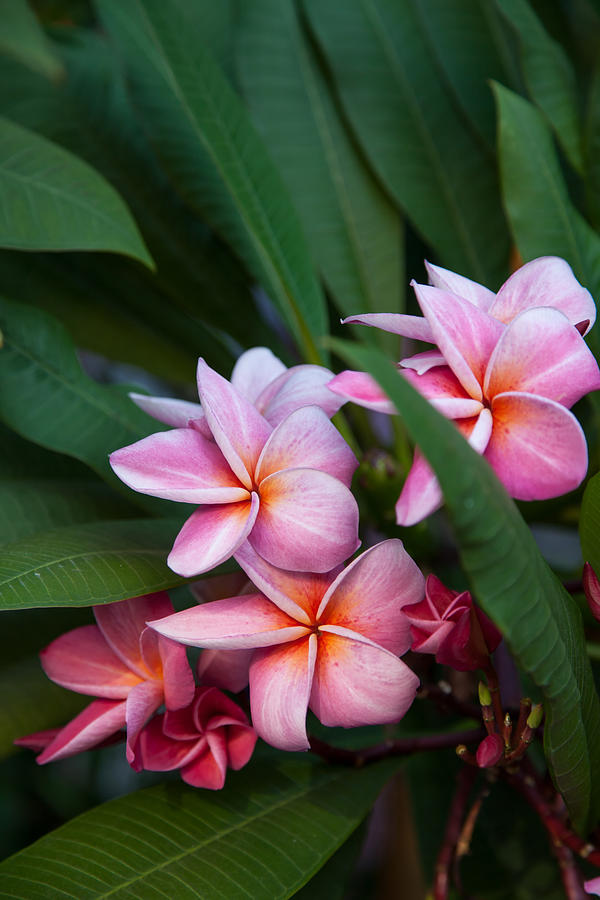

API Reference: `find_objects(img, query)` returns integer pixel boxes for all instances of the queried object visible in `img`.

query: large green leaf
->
[304,0,510,287]
[494,84,600,357]
[0,755,398,897]
[495,0,583,173]
[0,519,190,610]
[97,0,327,364]
[0,116,152,267]
[236,0,403,329]
[0,0,64,80]
[330,338,600,833]
[580,473,600,573]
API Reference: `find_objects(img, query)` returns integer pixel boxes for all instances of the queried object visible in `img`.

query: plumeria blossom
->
[136,686,256,790]
[15,594,195,769]
[149,540,424,752]
[130,346,344,434]
[404,575,501,672]
[110,359,360,576]
[330,260,600,524]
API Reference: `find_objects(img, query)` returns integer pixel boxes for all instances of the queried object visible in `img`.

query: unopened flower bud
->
[527,704,544,730]
[478,681,492,707]
[476,733,504,768]
[583,563,600,623]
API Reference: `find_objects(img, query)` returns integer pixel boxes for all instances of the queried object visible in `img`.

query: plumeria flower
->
[111,359,359,576]
[330,263,600,524]
[130,346,344,435]
[136,686,256,790]
[15,594,195,769]
[404,575,501,672]
[149,540,424,752]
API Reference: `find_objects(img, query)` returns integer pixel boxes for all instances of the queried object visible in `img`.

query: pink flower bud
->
[404,575,501,671]
[476,733,504,768]
[583,562,600,622]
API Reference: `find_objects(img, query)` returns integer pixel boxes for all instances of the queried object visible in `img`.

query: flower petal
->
[342,312,434,342]
[412,282,504,400]
[400,350,447,375]
[487,392,589,499]
[167,495,260,577]
[148,593,310,649]
[251,468,360,572]
[317,540,424,655]
[137,715,201,771]
[197,358,272,488]
[327,370,395,414]
[158,634,196,711]
[40,625,139,698]
[235,540,335,623]
[259,364,344,425]
[182,738,227,789]
[249,634,317,751]
[128,393,204,428]
[37,699,127,764]
[402,367,484,420]
[425,260,495,311]
[395,450,443,526]
[490,256,596,332]
[197,649,253,692]
[484,307,600,408]
[94,593,174,678]
[310,632,418,728]
[255,406,358,487]
[109,428,248,503]
[226,724,258,770]
[230,346,287,404]
[126,679,164,769]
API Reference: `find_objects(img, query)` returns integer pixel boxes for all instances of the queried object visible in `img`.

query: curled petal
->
[137,715,200,771]
[402,367,483,420]
[40,625,139,698]
[149,593,310,650]
[310,632,419,729]
[487,392,588,500]
[425,260,495,311]
[342,312,434,342]
[109,428,248,503]
[158,634,196,711]
[327,370,396,414]
[490,256,596,332]
[125,679,164,769]
[14,728,61,752]
[251,468,360,573]
[197,649,252,692]
[226,724,258,770]
[258,364,344,425]
[167,495,259,577]
[128,393,203,428]
[249,635,317,751]
[317,540,424,656]
[584,876,600,896]
[94,593,174,678]
[395,450,443,526]
[400,350,447,375]
[230,347,286,404]
[37,699,127,764]
[182,740,227,790]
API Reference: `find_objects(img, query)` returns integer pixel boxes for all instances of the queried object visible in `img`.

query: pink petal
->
[490,257,596,332]
[37,699,127,764]
[226,724,257,770]
[181,738,227,789]
[484,307,600,408]
[235,540,336,623]
[15,728,61,752]
[327,370,396,413]
[317,540,424,655]
[487,392,589,500]
[585,876,600,896]
[402,367,484,420]
[258,364,345,425]
[94,593,174,678]
[197,649,252,692]
[163,702,198,740]
[148,593,310,649]
[412,282,504,401]
[255,406,358,487]
[197,358,272,489]
[109,428,249,503]
[158,634,196,711]
[250,468,360,573]
[230,346,287,404]
[425,261,495,311]
[194,686,250,731]
[400,350,447,374]
[40,625,139,699]
[128,393,204,428]
[125,679,164,769]
[249,634,317,751]
[310,632,418,729]
[395,450,443,526]
[167,494,260,577]
[342,312,434,342]
[137,715,201,771]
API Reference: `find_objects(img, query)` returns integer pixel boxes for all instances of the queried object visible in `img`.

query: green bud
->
[527,704,544,729]
[478,681,492,707]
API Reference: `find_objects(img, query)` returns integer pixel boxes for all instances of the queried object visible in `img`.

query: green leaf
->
[0,116,153,267]
[580,474,600,574]
[304,0,510,286]
[0,755,397,897]
[495,0,583,173]
[97,0,327,364]
[236,0,403,326]
[330,338,600,833]
[0,0,64,81]
[494,84,600,357]
[0,519,190,610]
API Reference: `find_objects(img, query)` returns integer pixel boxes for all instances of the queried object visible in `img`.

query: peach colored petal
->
[94,593,174,678]
[40,625,140,699]
[37,699,127,764]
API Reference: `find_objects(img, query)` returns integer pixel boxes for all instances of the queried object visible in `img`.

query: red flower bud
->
[583,562,600,622]
[476,733,504,768]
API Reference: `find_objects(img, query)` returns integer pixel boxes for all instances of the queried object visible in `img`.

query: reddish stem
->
[549,839,587,900]
[433,766,478,900]
[308,727,485,767]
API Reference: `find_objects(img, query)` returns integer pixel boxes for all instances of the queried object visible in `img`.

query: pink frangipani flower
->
[330,261,600,524]
[149,540,424,752]
[137,686,256,790]
[16,594,195,769]
[129,346,344,434]
[110,359,360,576]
